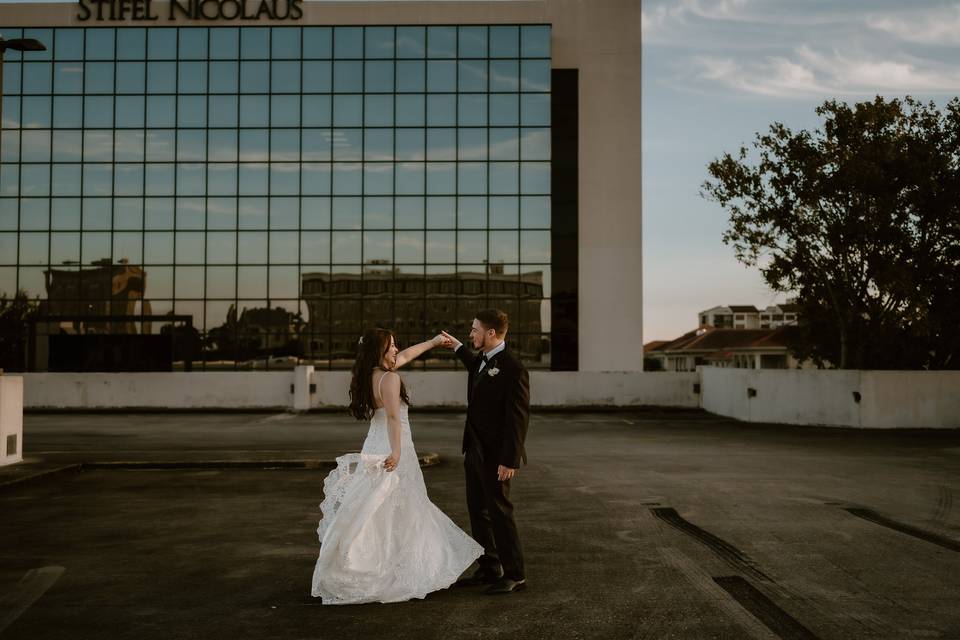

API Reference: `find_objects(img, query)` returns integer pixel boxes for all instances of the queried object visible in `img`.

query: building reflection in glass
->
[0,24,554,372]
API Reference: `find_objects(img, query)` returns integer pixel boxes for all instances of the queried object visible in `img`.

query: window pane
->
[426,60,455,92]
[302,95,332,127]
[396,61,424,92]
[521,60,551,92]
[117,28,146,60]
[426,163,454,195]
[489,60,519,91]
[425,230,454,262]
[209,95,238,127]
[426,196,455,228]
[458,129,486,161]
[178,61,207,93]
[458,60,487,92]
[86,28,115,60]
[364,94,393,127]
[272,60,300,93]
[457,196,485,228]
[53,130,83,161]
[238,163,268,195]
[239,199,269,232]
[178,95,207,127]
[426,128,455,161]
[458,94,487,126]
[210,28,239,59]
[395,95,424,126]
[364,129,393,161]
[491,196,519,228]
[272,26,301,59]
[333,27,363,58]
[426,26,456,58]
[490,26,519,58]
[241,27,269,59]
[303,27,332,58]
[459,26,487,58]
[302,197,330,229]
[396,27,425,59]
[209,61,239,93]
[21,130,51,162]
[179,28,208,60]
[85,96,114,128]
[240,61,269,93]
[426,95,455,126]
[520,162,550,194]
[521,93,550,126]
[116,61,145,93]
[490,94,519,126]
[146,95,175,127]
[521,195,550,228]
[333,61,362,92]
[521,25,551,58]
[55,29,84,60]
[271,95,300,127]
[521,230,550,262]
[239,95,269,126]
[23,62,52,94]
[302,61,331,92]
[3,62,21,96]
[520,128,550,160]
[22,96,51,129]
[147,62,176,93]
[333,95,362,127]
[148,28,177,60]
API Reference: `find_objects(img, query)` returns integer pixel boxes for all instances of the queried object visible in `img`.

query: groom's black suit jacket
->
[455,343,530,468]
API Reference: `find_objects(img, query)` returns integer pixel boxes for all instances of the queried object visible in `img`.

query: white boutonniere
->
[487,366,500,377]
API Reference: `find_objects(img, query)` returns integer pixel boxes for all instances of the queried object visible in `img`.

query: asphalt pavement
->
[1,409,959,639]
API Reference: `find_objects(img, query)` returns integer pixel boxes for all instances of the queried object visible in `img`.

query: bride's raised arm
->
[394,334,448,369]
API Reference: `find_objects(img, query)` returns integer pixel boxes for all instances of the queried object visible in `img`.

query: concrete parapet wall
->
[23,372,292,410]
[699,366,960,429]
[22,371,701,410]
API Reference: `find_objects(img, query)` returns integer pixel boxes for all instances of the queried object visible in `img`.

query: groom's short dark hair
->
[476,309,508,337]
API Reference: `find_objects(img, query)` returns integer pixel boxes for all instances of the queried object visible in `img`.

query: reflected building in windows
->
[300,263,544,366]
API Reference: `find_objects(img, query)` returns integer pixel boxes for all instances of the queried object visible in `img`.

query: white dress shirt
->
[477,340,506,373]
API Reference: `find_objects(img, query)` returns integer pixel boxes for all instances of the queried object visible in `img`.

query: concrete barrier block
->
[0,375,24,466]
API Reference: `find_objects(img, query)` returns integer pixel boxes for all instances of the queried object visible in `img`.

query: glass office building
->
[0,24,568,372]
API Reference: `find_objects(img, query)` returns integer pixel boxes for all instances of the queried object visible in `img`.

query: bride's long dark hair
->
[348,327,410,420]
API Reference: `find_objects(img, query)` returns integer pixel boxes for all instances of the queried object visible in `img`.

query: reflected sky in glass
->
[1,24,552,360]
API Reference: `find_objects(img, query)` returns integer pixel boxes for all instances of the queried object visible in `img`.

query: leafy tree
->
[0,289,40,372]
[702,96,960,369]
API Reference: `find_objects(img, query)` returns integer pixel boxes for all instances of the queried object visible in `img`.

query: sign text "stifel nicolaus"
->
[77,0,304,22]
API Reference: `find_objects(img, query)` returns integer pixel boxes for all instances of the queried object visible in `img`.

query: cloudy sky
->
[642,0,960,340]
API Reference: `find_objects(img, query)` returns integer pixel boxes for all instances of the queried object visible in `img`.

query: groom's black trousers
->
[463,445,525,581]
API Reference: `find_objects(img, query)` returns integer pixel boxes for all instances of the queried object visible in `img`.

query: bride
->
[311,328,483,605]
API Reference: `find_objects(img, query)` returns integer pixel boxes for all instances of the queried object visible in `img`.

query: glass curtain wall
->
[0,25,551,371]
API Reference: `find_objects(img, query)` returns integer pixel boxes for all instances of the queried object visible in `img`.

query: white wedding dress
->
[311,376,483,605]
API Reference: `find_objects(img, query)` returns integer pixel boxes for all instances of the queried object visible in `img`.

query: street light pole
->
[0,36,47,154]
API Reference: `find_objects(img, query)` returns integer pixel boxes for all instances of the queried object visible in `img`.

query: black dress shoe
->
[455,568,503,587]
[484,577,526,595]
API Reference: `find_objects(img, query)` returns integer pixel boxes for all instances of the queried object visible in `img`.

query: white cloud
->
[693,44,960,97]
[867,5,960,45]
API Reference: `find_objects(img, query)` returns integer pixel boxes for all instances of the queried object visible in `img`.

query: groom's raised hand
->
[440,330,461,351]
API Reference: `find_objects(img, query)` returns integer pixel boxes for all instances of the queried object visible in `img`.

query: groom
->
[441,309,530,595]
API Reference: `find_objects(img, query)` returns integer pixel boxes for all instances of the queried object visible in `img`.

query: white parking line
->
[0,566,66,633]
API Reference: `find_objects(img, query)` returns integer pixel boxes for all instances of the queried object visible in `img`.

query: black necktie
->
[473,354,488,388]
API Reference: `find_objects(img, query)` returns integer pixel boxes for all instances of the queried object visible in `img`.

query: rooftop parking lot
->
[1,410,959,639]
